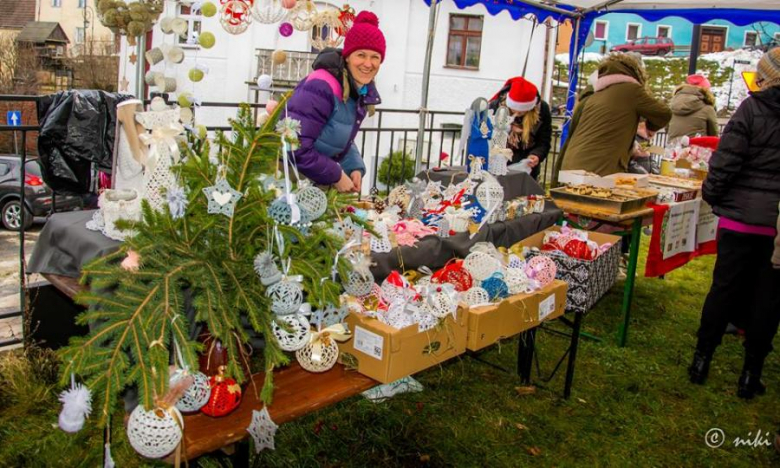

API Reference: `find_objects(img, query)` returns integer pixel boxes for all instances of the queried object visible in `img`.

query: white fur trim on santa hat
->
[505,94,538,112]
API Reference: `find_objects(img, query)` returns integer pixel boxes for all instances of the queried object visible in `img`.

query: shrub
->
[378,151,416,187]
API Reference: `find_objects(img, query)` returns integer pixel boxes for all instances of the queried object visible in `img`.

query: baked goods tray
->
[549,187,657,214]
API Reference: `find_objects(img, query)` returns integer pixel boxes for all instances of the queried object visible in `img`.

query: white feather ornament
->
[58,374,92,433]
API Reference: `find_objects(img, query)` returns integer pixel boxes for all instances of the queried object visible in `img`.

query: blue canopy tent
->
[418,0,780,168]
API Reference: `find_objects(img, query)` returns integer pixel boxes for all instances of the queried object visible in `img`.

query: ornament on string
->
[189,63,209,82]
[276,116,302,150]
[380,271,417,304]
[343,252,374,297]
[272,49,288,65]
[254,252,283,285]
[279,21,294,36]
[126,404,183,458]
[247,407,278,453]
[463,251,501,281]
[311,9,344,49]
[525,255,557,288]
[296,324,351,373]
[422,283,459,318]
[460,286,491,307]
[167,186,188,220]
[336,4,356,36]
[201,366,242,417]
[198,31,216,48]
[287,0,317,31]
[315,304,349,329]
[251,0,287,24]
[256,73,273,91]
[220,0,253,34]
[58,374,92,433]
[505,267,532,295]
[295,184,327,219]
[170,369,212,413]
[266,276,304,315]
[104,441,116,468]
[272,313,311,351]
[201,1,218,17]
[203,174,243,218]
[482,272,509,301]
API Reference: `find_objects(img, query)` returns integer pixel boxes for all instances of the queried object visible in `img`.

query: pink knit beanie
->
[342,11,386,62]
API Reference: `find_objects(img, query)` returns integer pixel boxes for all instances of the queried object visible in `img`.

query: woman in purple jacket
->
[286,11,385,193]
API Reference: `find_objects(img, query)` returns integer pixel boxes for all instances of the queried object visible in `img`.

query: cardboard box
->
[466,280,568,351]
[339,308,468,383]
[603,173,649,188]
[558,170,616,189]
[518,226,621,314]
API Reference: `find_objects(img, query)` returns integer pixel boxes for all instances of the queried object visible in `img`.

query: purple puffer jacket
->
[286,56,381,185]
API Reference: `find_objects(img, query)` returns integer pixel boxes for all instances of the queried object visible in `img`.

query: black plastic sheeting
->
[36,90,133,195]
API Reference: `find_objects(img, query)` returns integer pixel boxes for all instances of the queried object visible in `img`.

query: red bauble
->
[336,5,356,37]
[201,367,242,417]
[431,259,473,292]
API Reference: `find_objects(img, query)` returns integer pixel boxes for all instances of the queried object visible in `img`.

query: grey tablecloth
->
[28,210,121,278]
[29,170,561,283]
[422,167,542,200]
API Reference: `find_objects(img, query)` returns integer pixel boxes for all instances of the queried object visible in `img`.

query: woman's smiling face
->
[346,49,382,86]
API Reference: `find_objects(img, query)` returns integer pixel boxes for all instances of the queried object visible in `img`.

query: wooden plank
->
[171,362,377,461]
[553,199,654,224]
[41,273,84,300]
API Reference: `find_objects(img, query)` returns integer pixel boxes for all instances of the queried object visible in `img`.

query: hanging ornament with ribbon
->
[126,403,184,458]
[295,324,351,373]
[220,0,254,34]
[203,169,243,217]
[254,251,283,286]
[201,366,242,417]
[272,313,311,351]
[58,374,92,433]
[247,407,278,453]
[336,4,356,36]
[343,251,375,297]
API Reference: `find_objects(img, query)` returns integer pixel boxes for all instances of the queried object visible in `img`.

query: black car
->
[0,155,83,230]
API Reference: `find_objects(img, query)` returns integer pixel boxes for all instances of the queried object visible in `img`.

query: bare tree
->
[0,32,42,94]
[64,37,118,92]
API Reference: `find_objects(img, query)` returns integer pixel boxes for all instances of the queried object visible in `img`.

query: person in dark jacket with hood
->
[667,74,719,141]
[286,11,384,193]
[488,77,552,180]
[689,48,780,400]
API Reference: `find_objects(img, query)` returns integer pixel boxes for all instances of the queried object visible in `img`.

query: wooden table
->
[552,199,655,347]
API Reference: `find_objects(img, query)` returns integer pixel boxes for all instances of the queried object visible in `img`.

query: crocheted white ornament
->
[505,267,533,295]
[488,147,512,177]
[171,369,211,413]
[220,0,253,34]
[296,339,339,373]
[344,270,374,297]
[247,407,278,453]
[380,281,416,305]
[288,0,317,31]
[85,189,142,241]
[267,278,304,315]
[252,0,287,24]
[315,304,349,328]
[425,288,458,319]
[460,287,491,307]
[476,175,505,223]
[296,184,327,220]
[58,376,92,433]
[463,251,502,281]
[311,9,344,49]
[413,304,439,332]
[126,405,183,459]
[272,313,311,351]
[370,221,393,253]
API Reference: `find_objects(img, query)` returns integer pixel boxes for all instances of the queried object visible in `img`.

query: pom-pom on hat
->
[504,77,539,113]
[686,74,711,90]
[342,11,386,62]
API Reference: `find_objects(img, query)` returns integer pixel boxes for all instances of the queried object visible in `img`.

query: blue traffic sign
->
[6,111,21,127]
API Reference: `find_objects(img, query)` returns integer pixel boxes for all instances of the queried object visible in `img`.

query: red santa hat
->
[503,77,539,113]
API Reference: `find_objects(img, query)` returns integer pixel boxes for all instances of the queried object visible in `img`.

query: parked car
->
[611,36,675,56]
[0,155,83,231]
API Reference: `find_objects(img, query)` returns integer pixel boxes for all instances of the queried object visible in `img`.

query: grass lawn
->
[2,238,779,467]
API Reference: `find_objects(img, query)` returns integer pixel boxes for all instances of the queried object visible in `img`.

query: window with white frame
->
[593,20,608,41]
[75,27,85,44]
[51,0,62,7]
[626,23,641,41]
[744,31,758,47]
[177,4,202,46]
[657,25,671,38]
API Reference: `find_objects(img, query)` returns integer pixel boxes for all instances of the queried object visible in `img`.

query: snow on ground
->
[555,52,603,65]
[699,49,764,110]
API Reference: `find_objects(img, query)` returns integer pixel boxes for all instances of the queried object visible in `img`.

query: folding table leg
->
[564,312,583,399]
[517,328,536,384]
[617,218,642,347]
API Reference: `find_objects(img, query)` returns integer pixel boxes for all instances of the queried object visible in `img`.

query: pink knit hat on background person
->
[686,74,711,90]
[342,11,386,62]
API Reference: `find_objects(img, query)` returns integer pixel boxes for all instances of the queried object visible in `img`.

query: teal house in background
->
[583,13,780,55]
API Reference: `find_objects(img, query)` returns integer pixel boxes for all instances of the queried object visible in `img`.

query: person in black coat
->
[689,48,780,400]
[489,77,552,180]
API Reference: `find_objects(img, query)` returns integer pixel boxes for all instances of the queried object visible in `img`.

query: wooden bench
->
[41,273,378,462]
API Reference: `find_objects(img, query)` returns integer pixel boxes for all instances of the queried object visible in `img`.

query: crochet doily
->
[460,287,491,307]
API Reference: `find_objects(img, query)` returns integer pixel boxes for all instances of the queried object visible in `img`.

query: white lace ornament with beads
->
[505,267,534,295]
[171,369,211,413]
[126,404,183,459]
[135,108,183,213]
[296,339,339,372]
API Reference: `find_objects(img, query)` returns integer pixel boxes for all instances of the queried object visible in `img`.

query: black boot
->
[688,350,712,385]
[737,353,767,400]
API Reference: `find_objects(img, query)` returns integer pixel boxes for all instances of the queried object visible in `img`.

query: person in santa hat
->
[489,77,552,180]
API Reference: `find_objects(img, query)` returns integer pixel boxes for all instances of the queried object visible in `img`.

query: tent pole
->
[415,0,439,173]
[688,24,702,76]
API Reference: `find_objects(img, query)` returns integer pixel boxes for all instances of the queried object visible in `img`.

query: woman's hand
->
[350,171,362,193]
[528,155,540,168]
[334,172,356,193]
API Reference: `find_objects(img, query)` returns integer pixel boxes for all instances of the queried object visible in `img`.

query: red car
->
[611,36,675,56]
